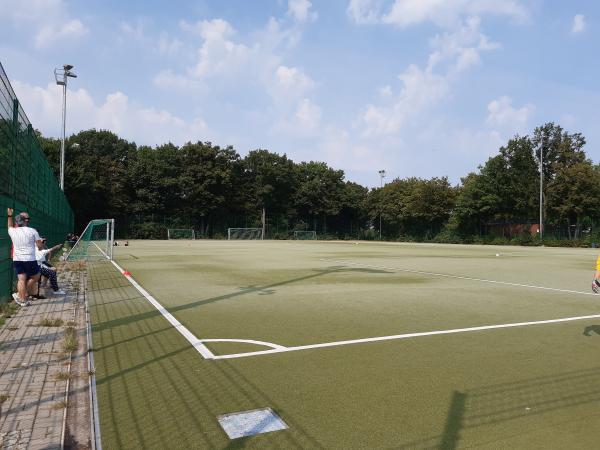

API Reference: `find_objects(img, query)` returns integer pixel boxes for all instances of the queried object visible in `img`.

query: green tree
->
[243,150,297,235]
[294,161,346,233]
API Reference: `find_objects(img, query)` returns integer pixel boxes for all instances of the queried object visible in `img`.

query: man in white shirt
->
[7,208,43,306]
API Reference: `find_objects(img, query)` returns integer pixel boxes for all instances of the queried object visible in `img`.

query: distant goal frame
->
[293,230,317,240]
[167,228,196,240]
[227,228,264,240]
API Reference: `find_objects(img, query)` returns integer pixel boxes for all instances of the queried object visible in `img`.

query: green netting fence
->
[0,61,74,302]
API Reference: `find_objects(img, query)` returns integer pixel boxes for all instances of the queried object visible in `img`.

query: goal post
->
[294,230,317,240]
[66,219,115,261]
[227,228,263,240]
[167,228,196,240]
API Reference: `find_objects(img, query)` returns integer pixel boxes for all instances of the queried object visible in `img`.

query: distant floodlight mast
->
[378,169,386,240]
[539,132,544,242]
[54,64,77,191]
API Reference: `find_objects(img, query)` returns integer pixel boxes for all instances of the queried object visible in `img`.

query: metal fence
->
[0,61,74,302]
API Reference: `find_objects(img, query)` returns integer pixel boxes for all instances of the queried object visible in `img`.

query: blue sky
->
[1,0,598,187]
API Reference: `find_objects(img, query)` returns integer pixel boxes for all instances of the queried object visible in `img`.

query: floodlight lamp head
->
[63,64,74,71]
[66,72,77,78]
[54,67,65,85]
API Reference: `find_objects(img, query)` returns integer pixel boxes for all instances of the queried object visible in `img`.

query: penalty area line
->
[211,313,600,360]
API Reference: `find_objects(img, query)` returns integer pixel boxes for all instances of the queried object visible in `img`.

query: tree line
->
[37,122,600,244]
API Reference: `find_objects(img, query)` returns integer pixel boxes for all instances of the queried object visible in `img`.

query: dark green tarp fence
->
[0,61,73,302]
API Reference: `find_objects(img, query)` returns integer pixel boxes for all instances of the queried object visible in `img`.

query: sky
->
[1,0,598,187]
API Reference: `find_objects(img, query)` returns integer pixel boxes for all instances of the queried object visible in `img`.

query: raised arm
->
[7,208,13,229]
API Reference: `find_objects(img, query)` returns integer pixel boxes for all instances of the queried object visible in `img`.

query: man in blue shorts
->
[7,208,43,306]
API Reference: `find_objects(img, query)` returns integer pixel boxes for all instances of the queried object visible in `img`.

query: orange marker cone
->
[123,270,131,276]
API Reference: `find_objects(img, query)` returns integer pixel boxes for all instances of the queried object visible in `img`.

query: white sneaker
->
[52,289,66,295]
[12,293,30,306]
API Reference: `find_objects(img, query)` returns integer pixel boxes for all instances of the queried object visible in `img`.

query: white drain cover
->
[217,407,288,439]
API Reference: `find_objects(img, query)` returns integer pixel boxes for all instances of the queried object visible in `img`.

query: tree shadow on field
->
[395,366,600,449]
[93,265,392,332]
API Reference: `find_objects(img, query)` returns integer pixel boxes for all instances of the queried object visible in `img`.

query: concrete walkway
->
[0,269,86,450]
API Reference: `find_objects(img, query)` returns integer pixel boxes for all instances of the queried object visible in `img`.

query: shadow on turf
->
[93,265,392,332]
[396,365,600,449]
[583,325,600,336]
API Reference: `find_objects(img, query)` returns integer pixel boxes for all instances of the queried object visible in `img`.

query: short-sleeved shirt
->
[596,255,600,271]
[8,226,41,262]
[35,248,51,266]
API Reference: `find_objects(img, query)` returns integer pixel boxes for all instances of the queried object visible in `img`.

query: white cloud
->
[11,80,210,146]
[179,19,255,79]
[287,0,318,23]
[120,21,183,55]
[34,19,88,49]
[272,98,322,137]
[486,95,534,132]
[427,16,499,74]
[361,65,449,136]
[347,0,386,24]
[359,16,497,137]
[0,0,89,48]
[571,14,585,34]
[347,0,528,28]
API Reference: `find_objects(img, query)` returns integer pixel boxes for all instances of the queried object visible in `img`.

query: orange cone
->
[123,270,131,276]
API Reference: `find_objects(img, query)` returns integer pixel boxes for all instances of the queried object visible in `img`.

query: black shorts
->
[13,261,40,278]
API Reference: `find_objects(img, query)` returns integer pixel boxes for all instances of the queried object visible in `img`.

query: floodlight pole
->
[378,170,386,240]
[539,134,543,242]
[54,64,77,191]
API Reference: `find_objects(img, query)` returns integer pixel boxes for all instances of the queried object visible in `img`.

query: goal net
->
[66,219,115,261]
[227,228,263,240]
[294,230,317,240]
[167,228,195,240]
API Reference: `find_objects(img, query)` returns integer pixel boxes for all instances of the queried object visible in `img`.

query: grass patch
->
[38,318,64,327]
[54,372,72,381]
[65,320,76,327]
[7,326,18,331]
[0,302,19,328]
[52,400,68,409]
[63,326,78,353]
[0,394,8,404]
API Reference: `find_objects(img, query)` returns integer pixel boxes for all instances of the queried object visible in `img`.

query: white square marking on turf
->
[217,408,288,439]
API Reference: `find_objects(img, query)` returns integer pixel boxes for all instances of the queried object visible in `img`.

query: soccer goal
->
[67,219,115,261]
[167,228,196,240]
[227,228,263,240]
[294,230,317,240]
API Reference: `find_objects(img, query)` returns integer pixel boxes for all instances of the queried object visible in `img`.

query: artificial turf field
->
[87,240,600,449]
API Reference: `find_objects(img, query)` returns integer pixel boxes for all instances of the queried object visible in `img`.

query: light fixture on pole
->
[378,169,386,240]
[54,64,77,191]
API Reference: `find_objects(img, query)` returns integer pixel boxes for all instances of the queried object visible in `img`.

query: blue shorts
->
[13,261,40,278]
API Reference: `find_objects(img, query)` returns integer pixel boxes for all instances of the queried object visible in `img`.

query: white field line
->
[321,258,594,296]
[90,245,600,361]
[211,313,600,360]
[199,339,286,350]
[90,242,214,359]
[110,259,215,359]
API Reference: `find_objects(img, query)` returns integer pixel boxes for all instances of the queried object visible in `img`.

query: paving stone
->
[0,273,80,450]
